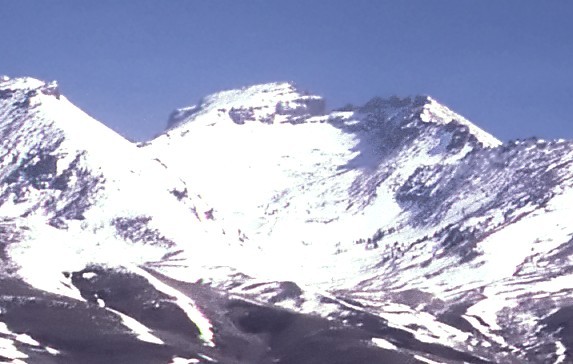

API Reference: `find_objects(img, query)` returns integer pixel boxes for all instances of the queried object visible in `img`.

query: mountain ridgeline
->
[1,76,573,363]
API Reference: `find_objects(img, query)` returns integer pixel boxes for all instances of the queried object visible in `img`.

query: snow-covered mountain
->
[2,76,573,363]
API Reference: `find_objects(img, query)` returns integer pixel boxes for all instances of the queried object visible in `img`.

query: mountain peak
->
[419,96,501,148]
[0,76,49,91]
[166,81,326,130]
[349,94,500,148]
[0,76,61,103]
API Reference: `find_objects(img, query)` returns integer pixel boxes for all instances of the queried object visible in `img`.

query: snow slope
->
[0,77,225,356]
[144,82,573,362]
[144,85,504,283]
[2,77,573,363]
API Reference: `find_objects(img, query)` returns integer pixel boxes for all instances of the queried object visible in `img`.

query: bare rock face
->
[40,80,60,99]
[275,94,326,120]
[166,105,201,129]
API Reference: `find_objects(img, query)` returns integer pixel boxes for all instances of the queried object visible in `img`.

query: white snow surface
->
[0,322,61,362]
[0,77,218,242]
[143,82,507,289]
[107,307,165,345]
[420,97,501,148]
[142,81,573,361]
[0,77,229,285]
[2,77,573,362]
[165,81,324,129]
[129,265,215,346]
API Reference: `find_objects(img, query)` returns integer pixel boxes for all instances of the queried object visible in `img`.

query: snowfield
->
[1,76,573,363]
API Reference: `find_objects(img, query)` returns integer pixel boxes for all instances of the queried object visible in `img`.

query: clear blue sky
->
[1,1,572,142]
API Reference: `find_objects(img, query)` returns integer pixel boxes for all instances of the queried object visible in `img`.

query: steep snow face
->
[0,77,224,293]
[5,77,573,363]
[145,84,573,362]
[146,87,500,260]
[419,96,500,148]
[145,86,516,308]
[0,77,212,223]
[0,78,231,361]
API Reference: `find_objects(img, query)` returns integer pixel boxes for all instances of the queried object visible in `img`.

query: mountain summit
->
[146,85,501,257]
[2,77,573,363]
[166,82,326,129]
